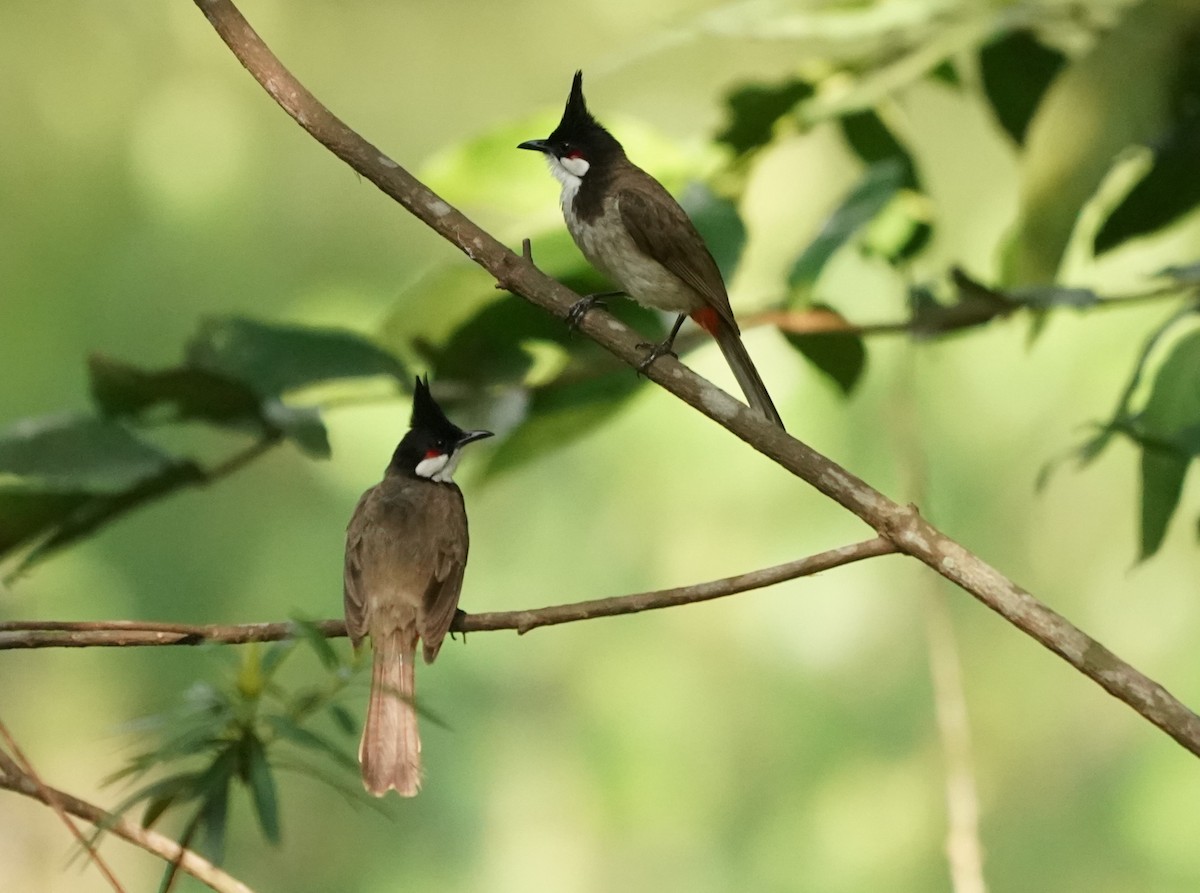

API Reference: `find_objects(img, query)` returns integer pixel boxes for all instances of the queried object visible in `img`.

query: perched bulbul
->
[518,71,785,429]
[343,377,492,797]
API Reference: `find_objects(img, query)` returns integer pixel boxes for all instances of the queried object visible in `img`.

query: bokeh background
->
[3,0,1200,891]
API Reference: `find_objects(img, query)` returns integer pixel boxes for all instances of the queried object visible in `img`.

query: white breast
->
[562,191,701,314]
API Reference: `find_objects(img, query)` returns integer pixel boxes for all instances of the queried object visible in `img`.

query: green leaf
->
[1009,285,1100,310]
[788,158,909,290]
[262,402,330,459]
[173,747,235,866]
[264,715,358,772]
[484,371,643,479]
[839,111,917,188]
[1135,328,1200,454]
[244,735,281,845]
[187,317,407,399]
[89,355,261,426]
[0,415,205,569]
[979,29,1067,145]
[328,704,358,737]
[783,305,867,395]
[291,617,340,671]
[0,414,186,494]
[679,183,747,282]
[716,78,814,158]
[1095,113,1200,253]
[1140,445,1189,560]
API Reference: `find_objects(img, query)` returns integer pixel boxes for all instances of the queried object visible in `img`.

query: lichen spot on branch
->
[699,386,742,423]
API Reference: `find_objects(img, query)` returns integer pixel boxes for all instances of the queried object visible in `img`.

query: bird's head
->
[517,70,623,187]
[390,376,493,483]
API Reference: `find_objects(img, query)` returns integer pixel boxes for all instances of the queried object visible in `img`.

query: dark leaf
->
[196,750,236,864]
[1134,328,1200,455]
[244,735,281,845]
[928,59,961,87]
[1159,260,1200,284]
[1140,445,1189,560]
[483,370,643,479]
[0,414,186,494]
[716,79,814,157]
[1009,285,1101,309]
[1095,113,1200,253]
[0,415,205,568]
[291,617,340,671]
[839,111,917,188]
[328,704,358,737]
[263,402,330,459]
[788,159,909,290]
[783,304,867,395]
[187,317,407,398]
[680,183,747,282]
[980,29,1067,145]
[89,355,261,426]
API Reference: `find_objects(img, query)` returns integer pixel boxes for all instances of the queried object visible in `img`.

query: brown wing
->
[616,178,738,331]
[420,486,468,663]
[343,488,375,648]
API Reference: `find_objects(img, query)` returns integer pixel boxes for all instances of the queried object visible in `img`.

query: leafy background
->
[4,0,1200,891]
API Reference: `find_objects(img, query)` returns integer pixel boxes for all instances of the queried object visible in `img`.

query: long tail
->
[694,309,785,429]
[359,628,422,797]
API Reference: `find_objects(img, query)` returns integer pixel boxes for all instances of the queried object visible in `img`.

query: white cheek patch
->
[559,155,590,178]
[415,453,450,480]
[415,450,462,483]
[546,155,583,191]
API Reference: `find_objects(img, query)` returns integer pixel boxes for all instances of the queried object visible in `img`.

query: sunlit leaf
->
[716,78,813,158]
[788,158,909,290]
[980,29,1067,145]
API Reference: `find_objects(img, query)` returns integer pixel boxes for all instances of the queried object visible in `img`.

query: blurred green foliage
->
[4,0,1200,892]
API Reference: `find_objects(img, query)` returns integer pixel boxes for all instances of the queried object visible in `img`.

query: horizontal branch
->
[0,537,895,648]
[192,0,1200,758]
[0,759,253,893]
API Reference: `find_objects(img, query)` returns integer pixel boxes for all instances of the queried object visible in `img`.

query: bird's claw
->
[566,295,605,330]
[635,340,678,375]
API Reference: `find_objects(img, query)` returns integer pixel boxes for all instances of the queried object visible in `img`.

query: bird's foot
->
[566,295,605,329]
[566,291,625,330]
[635,338,678,374]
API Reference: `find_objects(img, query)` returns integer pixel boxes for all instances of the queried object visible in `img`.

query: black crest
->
[410,375,462,441]
[547,71,622,154]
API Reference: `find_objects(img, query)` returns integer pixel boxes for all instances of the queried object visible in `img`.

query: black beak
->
[457,429,494,448]
[517,138,552,154]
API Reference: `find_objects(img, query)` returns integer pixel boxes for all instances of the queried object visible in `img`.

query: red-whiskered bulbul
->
[343,377,492,797]
[518,71,785,429]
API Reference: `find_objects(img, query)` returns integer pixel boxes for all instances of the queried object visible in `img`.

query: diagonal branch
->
[190,0,1200,758]
[0,723,126,893]
[0,536,895,648]
[0,754,254,893]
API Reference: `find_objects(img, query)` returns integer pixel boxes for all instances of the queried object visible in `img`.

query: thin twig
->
[0,537,896,648]
[0,754,254,893]
[190,0,1200,758]
[0,725,127,893]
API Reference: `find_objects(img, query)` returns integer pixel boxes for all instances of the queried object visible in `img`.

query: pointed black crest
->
[548,70,620,152]
[409,375,459,438]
